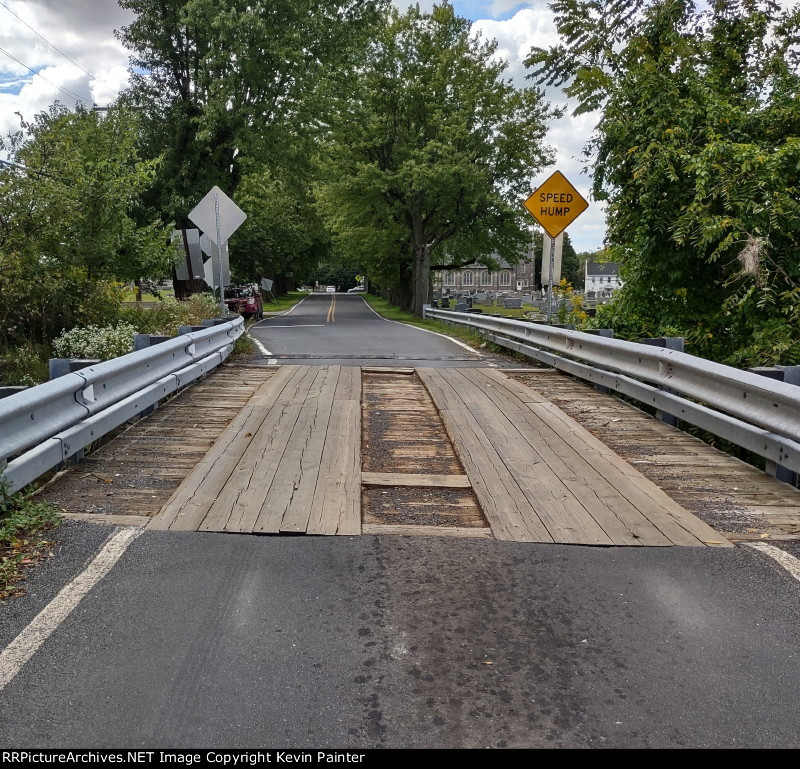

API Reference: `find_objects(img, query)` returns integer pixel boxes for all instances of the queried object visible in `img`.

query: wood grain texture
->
[418,367,730,547]
[361,472,472,488]
[150,366,361,535]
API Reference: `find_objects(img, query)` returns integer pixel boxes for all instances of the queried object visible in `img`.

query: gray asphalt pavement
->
[249,293,483,366]
[2,529,800,748]
[3,294,800,749]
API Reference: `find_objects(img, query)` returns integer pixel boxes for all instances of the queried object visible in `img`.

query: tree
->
[117,0,386,225]
[0,105,172,346]
[316,3,557,315]
[527,1,800,365]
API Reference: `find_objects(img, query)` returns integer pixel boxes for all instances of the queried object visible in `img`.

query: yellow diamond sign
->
[523,170,589,239]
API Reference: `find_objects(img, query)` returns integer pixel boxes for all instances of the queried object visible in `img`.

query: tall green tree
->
[117,0,386,225]
[527,1,800,365]
[0,105,171,345]
[316,3,557,315]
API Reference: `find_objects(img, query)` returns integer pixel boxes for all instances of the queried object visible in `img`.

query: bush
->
[119,294,219,336]
[52,322,138,361]
[0,343,50,386]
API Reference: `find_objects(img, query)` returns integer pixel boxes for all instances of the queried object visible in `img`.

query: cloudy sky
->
[0,0,604,252]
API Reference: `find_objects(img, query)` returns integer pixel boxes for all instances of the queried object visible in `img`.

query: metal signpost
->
[523,171,588,324]
[188,186,247,316]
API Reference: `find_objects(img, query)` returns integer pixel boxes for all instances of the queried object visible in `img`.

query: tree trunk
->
[411,243,431,316]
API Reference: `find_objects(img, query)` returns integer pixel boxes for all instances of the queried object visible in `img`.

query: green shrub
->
[0,343,50,386]
[119,294,219,336]
[52,322,138,361]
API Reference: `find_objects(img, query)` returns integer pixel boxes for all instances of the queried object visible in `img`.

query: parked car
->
[325,285,336,293]
[224,285,263,319]
[347,286,365,293]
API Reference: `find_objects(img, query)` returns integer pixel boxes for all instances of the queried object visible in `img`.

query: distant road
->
[249,293,481,366]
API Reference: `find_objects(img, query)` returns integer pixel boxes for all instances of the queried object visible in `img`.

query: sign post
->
[188,185,247,317]
[523,171,588,324]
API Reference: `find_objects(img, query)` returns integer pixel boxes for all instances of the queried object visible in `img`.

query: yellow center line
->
[327,293,336,323]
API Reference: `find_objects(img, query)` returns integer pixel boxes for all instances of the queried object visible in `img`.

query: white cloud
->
[474,9,606,251]
[0,0,132,138]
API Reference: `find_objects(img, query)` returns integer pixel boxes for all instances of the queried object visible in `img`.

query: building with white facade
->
[584,262,622,294]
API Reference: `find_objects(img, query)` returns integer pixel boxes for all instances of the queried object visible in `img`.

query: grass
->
[261,291,311,314]
[0,482,61,602]
[359,293,487,350]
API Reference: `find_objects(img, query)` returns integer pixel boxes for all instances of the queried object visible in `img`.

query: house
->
[434,251,536,295]
[585,262,622,294]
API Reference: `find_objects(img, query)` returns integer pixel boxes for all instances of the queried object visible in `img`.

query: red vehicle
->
[224,285,263,319]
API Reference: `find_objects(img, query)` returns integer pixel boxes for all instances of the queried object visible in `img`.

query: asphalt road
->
[2,526,800,748]
[3,295,800,748]
[249,293,484,366]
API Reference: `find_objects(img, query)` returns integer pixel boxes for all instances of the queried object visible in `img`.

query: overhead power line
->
[0,0,98,83]
[0,45,89,105]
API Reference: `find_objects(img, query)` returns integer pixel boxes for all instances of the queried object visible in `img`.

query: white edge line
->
[248,292,314,356]
[357,296,483,357]
[0,527,142,690]
[744,542,800,583]
[249,335,272,357]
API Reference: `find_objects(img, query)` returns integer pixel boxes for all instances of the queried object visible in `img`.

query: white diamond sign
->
[188,186,247,245]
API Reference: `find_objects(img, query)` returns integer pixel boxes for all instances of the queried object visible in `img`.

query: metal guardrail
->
[424,307,800,477]
[0,317,243,493]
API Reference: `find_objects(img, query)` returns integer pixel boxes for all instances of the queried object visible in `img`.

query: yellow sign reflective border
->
[523,170,589,239]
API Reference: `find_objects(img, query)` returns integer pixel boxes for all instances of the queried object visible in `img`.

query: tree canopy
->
[0,105,172,346]
[528,0,800,365]
[316,3,557,315]
[117,0,387,224]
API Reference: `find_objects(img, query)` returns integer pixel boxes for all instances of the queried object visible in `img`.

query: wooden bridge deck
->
[148,364,729,546]
[418,368,728,546]
[149,366,361,535]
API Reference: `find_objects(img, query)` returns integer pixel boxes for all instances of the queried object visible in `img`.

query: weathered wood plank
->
[417,368,553,543]
[361,524,493,538]
[528,402,732,547]
[361,367,416,375]
[306,400,361,536]
[280,367,342,533]
[60,513,149,527]
[148,365,303,530]
[361,472,472,488]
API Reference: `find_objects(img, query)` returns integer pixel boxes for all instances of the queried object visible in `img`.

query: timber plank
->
[361,524,493,538]
[528,402,732,547]
[280,367,342,533]
[148,365,303,530]
[361,472,472,488]
[459,400,617,545]
[306,400,361,535]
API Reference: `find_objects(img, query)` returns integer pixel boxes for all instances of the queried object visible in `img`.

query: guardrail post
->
[133,334,170,352]
[422,304,431,319]
[749,367,799,486]
[584,329,614,394]
[48,358,101,464]
[178,325,206,335]
[202,318,231,327]
[48,358,101,380]
[639,338,684,427]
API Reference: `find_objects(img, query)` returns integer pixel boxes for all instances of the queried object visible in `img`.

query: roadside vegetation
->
[529,0,800,367]
[0,480,61,602]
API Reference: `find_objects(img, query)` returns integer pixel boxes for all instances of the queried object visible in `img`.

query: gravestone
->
[504,297,522,309]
